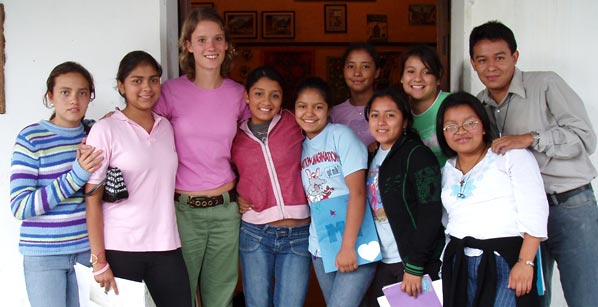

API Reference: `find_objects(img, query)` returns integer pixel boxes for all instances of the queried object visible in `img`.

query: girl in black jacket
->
[364,88,444,306]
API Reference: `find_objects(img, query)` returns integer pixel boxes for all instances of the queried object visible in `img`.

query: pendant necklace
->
[455,147,487,199]
[494,93,512,138]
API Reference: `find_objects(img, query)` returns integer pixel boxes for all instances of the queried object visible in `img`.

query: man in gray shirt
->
[469,21,598,307]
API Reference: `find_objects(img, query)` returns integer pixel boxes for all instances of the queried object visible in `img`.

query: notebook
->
[311,194,382,273]
[382,274,442,307]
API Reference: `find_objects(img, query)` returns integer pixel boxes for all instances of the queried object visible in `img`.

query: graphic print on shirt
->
[367,164,388,221]
[450,153,493,199]
[304,168,335,203]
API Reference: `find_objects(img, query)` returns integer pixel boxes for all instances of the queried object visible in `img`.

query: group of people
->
[9,7,597,307]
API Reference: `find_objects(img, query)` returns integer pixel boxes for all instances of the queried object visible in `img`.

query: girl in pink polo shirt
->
[85,51,191,306]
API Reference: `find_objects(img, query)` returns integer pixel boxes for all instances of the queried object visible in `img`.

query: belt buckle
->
[188,196,217,208]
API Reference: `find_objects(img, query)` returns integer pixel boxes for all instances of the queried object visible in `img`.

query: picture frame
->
[262,11,295,39]
[408,4,436,25]
[367,14,388,42]
[324,5,347,33]
[190,2,214,9]
[224,11,258,39]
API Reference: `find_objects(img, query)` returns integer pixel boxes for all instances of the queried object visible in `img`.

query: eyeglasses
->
[442,120,480,134]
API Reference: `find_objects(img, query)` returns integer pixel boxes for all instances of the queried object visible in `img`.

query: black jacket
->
[375,132,445,276]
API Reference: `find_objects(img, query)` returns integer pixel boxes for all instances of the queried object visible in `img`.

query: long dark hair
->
[116,50,162,98]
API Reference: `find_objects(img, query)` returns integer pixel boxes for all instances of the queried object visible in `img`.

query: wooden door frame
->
[437,0,451,91]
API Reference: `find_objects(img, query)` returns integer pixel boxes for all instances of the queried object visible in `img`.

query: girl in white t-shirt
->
[436,92,548,307]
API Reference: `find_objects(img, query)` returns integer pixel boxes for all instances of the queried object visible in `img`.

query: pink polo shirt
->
[86,111,180,252]
[154,76,249,191]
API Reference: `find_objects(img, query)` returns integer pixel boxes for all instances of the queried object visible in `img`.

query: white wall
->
[0,0,177,305]
[451,0,598,192]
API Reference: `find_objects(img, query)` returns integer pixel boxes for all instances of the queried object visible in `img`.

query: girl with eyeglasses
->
[436,92,548,307]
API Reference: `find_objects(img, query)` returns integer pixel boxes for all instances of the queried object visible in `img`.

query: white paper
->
[74,263,155,307]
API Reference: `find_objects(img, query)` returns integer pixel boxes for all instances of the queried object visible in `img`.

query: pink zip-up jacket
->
[232,110,310,224]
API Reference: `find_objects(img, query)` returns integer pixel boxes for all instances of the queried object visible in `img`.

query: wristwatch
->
[530,131,540,148]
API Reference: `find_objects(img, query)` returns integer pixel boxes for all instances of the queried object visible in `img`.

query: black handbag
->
[102,167,129,203]
[85,166,129,203]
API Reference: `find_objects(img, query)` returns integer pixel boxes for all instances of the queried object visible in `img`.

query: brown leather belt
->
[174,190,237,208]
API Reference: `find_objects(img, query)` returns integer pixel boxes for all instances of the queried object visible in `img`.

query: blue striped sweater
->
[10,120,92,256]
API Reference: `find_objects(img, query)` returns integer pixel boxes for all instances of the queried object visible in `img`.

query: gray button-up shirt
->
[478,68,597,194]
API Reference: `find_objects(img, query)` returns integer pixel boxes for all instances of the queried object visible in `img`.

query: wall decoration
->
[190,2,214,9]
[263,49,314,109]
[224,11,258,39]
[408,4,436,25]
[324,4,347,33]
[367,14,387,42]
[262,11,295,39]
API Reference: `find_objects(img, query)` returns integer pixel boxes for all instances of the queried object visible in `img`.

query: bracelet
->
[93,263,110,276]
[518,258,535,267]
[90,251,105,266]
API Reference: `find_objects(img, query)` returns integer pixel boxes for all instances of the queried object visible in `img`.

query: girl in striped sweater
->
[10,62,104,307]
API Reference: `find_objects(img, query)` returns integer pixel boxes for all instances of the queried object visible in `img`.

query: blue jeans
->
[240,221,311,307]
[312,256,376,307]
[466,254,515,307]
[23,250,91,307]
[541,187,598,307]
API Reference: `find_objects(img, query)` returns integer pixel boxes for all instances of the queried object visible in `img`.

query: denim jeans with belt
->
[24,250,90,307]
[240,221,311,307]
[541,186,598,307]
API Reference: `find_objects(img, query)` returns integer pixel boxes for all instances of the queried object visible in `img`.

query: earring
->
[50,103,54,107]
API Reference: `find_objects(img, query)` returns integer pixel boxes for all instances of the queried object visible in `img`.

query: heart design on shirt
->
[357,241,381,261]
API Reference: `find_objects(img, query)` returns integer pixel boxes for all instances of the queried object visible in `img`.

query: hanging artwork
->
[367,14,388,42]
[408,4,436,25]
[224,11,258,39]
[324,5,347,33]
[262,11,295,39]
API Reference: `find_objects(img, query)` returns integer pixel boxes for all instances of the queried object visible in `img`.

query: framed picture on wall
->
[367,14,388,42]
[324,4,347,33]
[408,4,436,25]
[224,11,258,39]
[190,2,214,9]
[262,11,295,39]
